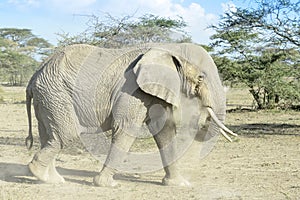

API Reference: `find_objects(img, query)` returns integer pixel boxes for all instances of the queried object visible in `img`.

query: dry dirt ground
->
[0,86,299,200]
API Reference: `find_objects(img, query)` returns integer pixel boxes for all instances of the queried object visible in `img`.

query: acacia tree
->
[211,0,300,109]
[57,14,191,48]
[0,28,52,86]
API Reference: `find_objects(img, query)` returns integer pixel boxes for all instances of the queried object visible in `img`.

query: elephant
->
[25,43,236,186]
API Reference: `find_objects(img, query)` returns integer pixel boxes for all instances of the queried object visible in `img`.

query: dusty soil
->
[0,86,299,200]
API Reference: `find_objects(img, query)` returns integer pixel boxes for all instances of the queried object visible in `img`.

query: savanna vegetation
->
[210,0,300,109]
[57,14,192,48]
[1,81,300,200]
[0,28,52,86]
[0,1,299,198]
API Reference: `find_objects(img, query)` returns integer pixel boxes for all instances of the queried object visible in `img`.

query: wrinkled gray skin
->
[26,43,228,186]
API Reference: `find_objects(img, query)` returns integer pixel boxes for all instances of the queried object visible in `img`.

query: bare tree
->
[57,14,191,48]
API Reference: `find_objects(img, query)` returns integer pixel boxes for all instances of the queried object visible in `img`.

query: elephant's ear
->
[133,48,181,107]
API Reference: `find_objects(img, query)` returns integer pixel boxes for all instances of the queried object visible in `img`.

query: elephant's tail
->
[25,87,33,150]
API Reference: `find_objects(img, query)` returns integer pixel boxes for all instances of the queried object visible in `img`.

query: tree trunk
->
[249,88,263,109]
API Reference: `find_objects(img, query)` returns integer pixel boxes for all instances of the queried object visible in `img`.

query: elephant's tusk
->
[220,128,232,142]
[206,107,238,141]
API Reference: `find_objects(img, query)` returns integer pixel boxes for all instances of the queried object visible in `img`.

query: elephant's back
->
[28,44,148,128]
[30,44,124,92]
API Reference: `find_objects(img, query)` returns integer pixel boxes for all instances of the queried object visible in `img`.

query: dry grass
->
[0,86,25,104]
[0,85,299,199]
[0,86,4,103]
[226,86,254,110]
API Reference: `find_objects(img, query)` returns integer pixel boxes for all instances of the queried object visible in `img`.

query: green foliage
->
[138,14,187,29]
[0,28,53,86]
[0,28,33,42]
[57,14,191,48]
[211,0,300,109]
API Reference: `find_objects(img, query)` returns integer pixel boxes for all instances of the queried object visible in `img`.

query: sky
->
[0,0,243,45]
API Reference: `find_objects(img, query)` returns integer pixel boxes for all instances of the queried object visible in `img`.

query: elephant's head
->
[132,43,236,147]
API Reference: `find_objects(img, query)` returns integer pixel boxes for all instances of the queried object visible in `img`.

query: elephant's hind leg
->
[29,111,65,183]
[28,121,49,182]
[29,139,62,183]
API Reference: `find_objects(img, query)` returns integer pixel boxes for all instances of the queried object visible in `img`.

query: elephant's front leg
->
[152,106,190,187]
[94,92,147,187]
[93,127,136,187]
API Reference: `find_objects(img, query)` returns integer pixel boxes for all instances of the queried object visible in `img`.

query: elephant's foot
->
[47,173,65,184]
[162,175,191,187]
[28,162,49,182]
[93,168,118,187]
[47,166,65,184]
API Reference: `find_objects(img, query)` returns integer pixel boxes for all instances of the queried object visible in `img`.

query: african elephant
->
[25,43,236,186]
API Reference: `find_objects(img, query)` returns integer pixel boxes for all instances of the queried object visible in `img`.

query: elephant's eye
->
[198,74,205,82]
